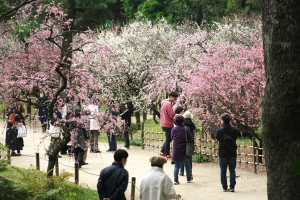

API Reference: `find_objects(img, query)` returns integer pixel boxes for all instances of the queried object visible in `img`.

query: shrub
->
[0,142,9,171]
[192,154,211,163]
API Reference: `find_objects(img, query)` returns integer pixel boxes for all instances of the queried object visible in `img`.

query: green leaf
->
[291,158,300,175]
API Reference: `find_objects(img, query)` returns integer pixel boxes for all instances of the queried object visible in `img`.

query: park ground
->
[0,121,267,200]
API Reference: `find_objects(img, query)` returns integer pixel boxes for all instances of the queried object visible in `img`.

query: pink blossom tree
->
[141,15,264,141]
[184,36,264,140]
[0,2,113,176]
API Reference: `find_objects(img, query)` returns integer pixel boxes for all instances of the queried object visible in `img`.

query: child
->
[180,111,196,178]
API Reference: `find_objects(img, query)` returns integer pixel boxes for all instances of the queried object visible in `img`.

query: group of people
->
[97,150,181,200]
[53,97,134,167]
[97,92,238,200]
[6,90,135,166]
[159,92,238,191]
[6,90,238,199]
[159,92,195,185]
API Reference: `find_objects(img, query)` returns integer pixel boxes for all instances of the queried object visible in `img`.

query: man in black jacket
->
[97,149,129,200]
[215,113,238,192]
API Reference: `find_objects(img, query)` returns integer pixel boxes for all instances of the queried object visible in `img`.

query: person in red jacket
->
[159,92,178,159]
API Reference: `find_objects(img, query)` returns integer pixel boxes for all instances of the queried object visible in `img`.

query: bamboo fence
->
[138,123,266,173]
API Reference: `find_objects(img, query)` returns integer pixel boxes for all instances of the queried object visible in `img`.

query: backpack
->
[223,133,237,153]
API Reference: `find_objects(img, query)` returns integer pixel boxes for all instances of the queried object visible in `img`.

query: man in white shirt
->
[140,156,181,200]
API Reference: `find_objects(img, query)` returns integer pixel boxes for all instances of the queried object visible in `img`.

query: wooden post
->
[131,177,136,200]
[237,140,241,167]
[36,153,40,170]
[244,140,247,167]
[141,123,144,150]
[55,156,59,176]
[75,162,79,184]
[252,137,257,173]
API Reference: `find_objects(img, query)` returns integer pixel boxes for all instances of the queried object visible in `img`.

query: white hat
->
[183,111,193,119]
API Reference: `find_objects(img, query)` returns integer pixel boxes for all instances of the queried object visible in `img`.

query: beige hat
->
[183,111,193,119]
[150,156,167,165]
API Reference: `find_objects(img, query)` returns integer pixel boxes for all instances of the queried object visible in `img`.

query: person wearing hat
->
[180,111,196,177]
[139,156,181,200]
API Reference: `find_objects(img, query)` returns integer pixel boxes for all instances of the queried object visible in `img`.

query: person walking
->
[215,113,238,192]
[140,156,181,200]
[160,92,178,159]
[105,100,119,152]
[120,101,134,150]
[97,149,129,200]
[171,115,193,185]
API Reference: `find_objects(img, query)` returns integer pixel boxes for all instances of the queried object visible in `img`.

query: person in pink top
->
[160,92,178,158]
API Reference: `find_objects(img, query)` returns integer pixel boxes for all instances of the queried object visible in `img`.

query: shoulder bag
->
[185,126,194,156]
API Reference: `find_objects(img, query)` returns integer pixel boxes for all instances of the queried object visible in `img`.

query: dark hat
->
[150,156,167,165]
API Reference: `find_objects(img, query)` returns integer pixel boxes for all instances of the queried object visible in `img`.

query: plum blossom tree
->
[212,12,262,47]
[139,16,264,141]
[0,2,112,177]
[184,36,264,140]
[94,20,194,123]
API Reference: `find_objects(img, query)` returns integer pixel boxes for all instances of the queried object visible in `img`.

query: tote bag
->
[49,124,60,138]
[17,125,27,138]
[185,126,195,156]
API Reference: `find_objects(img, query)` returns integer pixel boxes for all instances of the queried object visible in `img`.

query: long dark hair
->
[125,101,134,110]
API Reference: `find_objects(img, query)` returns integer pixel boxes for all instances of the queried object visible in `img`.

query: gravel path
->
[0,122,267,200]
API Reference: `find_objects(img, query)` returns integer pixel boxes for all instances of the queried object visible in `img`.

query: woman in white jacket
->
[88,100,101,153]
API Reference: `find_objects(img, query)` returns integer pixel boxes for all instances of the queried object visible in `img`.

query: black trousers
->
[160,127,172,156]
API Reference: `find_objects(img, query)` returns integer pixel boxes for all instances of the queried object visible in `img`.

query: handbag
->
[185,126,194,156]
[49,124,60,138]
[17,125,27,137]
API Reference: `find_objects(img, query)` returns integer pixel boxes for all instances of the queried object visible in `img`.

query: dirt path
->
[0,122,267,200]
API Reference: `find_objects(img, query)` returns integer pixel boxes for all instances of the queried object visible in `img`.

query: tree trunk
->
[150,103,160,124]
[26,99,31,124]
[135,112,141,129]
[262,1,300,199]
[47,129,71,178]
[47,0,76,177]
[142,112,147,122]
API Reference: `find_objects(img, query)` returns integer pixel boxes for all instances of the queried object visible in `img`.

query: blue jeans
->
[219,157,236,189]
[180,157,193,175]
[107,132,117,151]
[174,159,192,182]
